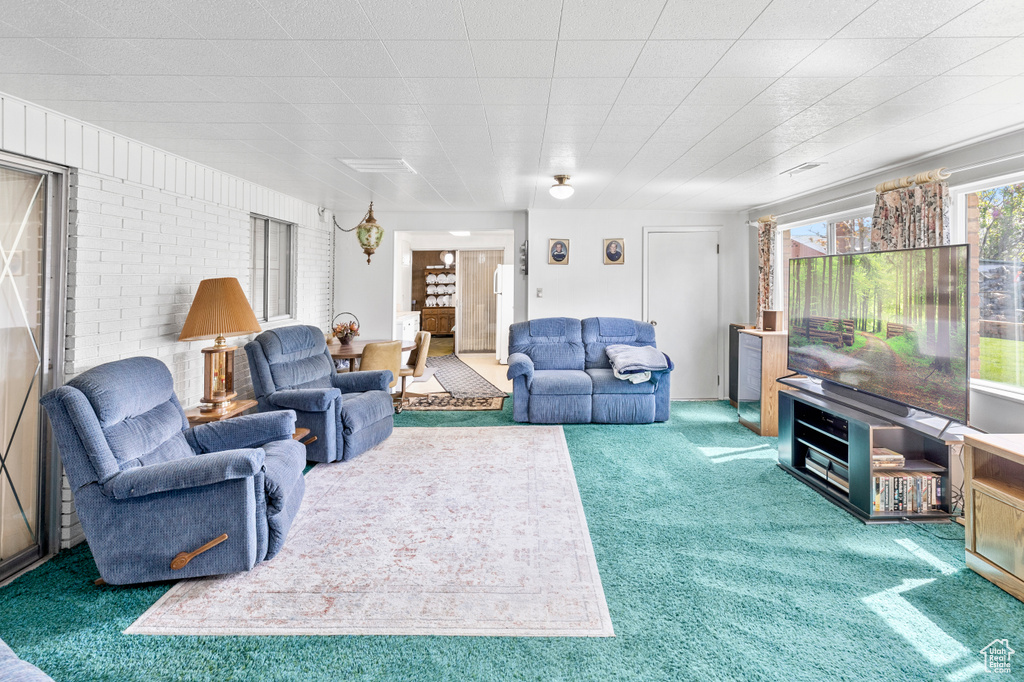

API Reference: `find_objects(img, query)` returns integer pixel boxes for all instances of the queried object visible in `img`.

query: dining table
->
[327,338,417,372]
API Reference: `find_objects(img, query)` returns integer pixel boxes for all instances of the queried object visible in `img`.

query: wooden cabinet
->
[965,433,1024,602]
[737,329,788,437]
[421,307,455,336]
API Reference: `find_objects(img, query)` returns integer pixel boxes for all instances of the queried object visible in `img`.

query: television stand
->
[820,380,911,418]
[776,379,981,524]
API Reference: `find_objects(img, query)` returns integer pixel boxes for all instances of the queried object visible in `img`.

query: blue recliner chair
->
[39,357,306,586]
[245,325,394,463]
[507,317,672,424]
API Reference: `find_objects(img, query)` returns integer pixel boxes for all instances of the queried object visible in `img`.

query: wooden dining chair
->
[400,331,432,405]
[358,340,403,411]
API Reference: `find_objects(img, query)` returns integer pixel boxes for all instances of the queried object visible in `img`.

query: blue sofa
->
[245,325,394,463]
[0,637,51,680]
[40,357,306,586]
[507,317,671,424]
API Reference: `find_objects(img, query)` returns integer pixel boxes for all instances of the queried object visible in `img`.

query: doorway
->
[645,229,720,400]
[456,249,503,353]
[0,153,65,579]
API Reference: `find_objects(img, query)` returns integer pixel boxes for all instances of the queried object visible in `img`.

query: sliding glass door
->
[0,156,64,578]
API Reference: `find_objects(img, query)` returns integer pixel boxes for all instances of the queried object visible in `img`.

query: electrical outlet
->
[536,288,543,298]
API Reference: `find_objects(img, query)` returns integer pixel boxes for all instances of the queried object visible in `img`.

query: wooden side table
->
[185,399,258,426]
[964,433,1024,603]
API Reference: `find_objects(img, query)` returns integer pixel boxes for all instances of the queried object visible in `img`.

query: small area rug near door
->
[125,426,614,638]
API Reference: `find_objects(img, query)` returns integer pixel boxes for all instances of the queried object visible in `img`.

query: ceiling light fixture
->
[333,202,384,265]
[339,158,417,174]
[549,175,574,199]
[781,162,825,177]
[450,231,471,236]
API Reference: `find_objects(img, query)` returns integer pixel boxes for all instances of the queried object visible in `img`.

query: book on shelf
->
[872,472,941,514]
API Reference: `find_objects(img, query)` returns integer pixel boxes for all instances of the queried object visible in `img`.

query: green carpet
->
[1,400,1021,681]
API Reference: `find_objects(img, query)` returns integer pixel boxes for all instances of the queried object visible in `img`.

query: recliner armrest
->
[187,411,297,453]
[331,370,392,394]
[507,353,534,384]
[267,388,341,412]
[103,449,265,500]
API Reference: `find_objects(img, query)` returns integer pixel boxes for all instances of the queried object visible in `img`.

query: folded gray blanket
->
[605,344,669,374]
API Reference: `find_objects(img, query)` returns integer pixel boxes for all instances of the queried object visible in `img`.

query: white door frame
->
[642,225,724,400]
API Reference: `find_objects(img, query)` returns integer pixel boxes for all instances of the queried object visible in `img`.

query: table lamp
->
[178,277,262,413]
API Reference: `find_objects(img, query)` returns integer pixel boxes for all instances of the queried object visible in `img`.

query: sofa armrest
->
[187,411,296,453]
[506,353,534,384]
[267,388,341,412]
[102,449,265,500]
[331,370,392,394]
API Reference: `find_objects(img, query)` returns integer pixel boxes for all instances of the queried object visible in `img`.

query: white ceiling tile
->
[488,125,547,142]
[301,41,403,78]
[258,0,377,39]
[359,0,466,39]
[420,104,489,126]
[652,0,771,39]
[867,37,1010,76]
[163,0,288,39]
[261,77,350,103]
[967,76,1024,105]
[593,126,658,144]
[743,0,876,38]
[684,78,775,106]
[114,75,226,102]
[946,38,1024,76]
[931,0,1024,38]
[292,103,372,125]
[603,104,675,126]
[554,41,645,78]
[616,78,700,105]
[484,105,548,125]
[477,78,551,105]
[333,78,417,104]
[0,73,135,101]
[406,78,483,105]
[663,105,741,127]
[708,40,823,77]
[472,41,557,78]
[632,41,734,78]
[355,104,430,126]
[788,39,916,77]
[836,0,978,38]
[545,105,612,125]
[0,2,110,37]
[73,0,200,38]
[816,75,929,108]
[461,0,561,39]
[548,78,625,105]
[386,41,476,78]
[208,40,323,78]
[375,125,438,142]
[0,38,97,75]
[559,0,665,39]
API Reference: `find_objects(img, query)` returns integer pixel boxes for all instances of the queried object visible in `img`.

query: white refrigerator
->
[494,264,515,364]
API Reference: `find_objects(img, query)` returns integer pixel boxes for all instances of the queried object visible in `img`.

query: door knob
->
[650,320,657,326]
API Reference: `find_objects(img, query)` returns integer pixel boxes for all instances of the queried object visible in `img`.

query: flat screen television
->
[787,244,969,423]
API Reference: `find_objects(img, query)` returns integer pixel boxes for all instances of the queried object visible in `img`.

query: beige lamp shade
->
[179,277,262,342]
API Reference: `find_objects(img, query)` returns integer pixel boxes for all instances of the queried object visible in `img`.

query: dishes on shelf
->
[427,284,437,294]
[426,274,437,284]
[446,284,456,294]
[426,295,437,307]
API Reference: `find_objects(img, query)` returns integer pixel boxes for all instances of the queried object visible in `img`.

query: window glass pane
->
[267,220,291,319]
[970,183,1024,389]
[781,222,827,313]
[835,217,873,254]
[251,217,265,320]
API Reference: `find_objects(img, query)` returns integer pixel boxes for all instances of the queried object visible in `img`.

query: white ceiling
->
[2,0,1024,213]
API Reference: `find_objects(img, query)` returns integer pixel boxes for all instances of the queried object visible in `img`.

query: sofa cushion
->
[340,391,394,433]
[581,317,657,369]
[586,368,657,394]
[530,369,592,395]
[508,317,584,370]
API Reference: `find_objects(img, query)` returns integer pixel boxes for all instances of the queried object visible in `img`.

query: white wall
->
[1,91,333,548]
[335,211,526,339]
[527,209,751,398]
[750,129,1024,432]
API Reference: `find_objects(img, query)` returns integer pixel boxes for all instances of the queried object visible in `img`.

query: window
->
[250,215,293,322]
[776,213,873,311]
[963,179,1024,390]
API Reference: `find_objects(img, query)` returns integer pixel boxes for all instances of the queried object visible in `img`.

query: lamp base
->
[198,393,238,413]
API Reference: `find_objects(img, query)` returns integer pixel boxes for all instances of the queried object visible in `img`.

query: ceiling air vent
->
[781,162,825,177]
[339,158,417,174]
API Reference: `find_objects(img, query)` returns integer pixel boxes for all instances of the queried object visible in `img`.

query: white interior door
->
[646,230,719,400]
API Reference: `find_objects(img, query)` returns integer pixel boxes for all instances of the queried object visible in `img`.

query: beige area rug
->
[126,426,614,638]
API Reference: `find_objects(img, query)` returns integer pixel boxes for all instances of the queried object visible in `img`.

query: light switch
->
[536,288,543,298]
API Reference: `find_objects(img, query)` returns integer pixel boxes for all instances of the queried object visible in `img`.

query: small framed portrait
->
[548,239,569,265]
[603,239,624,265]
